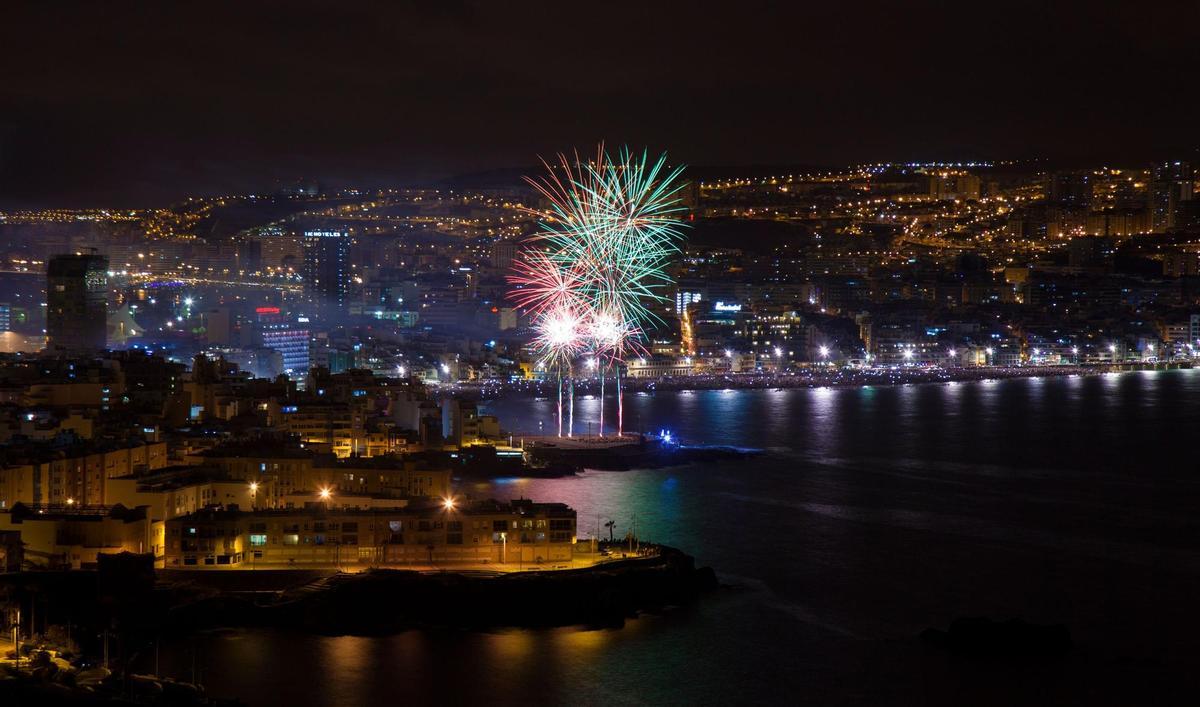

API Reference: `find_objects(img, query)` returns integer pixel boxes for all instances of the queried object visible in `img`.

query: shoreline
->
[451,363,1190,401]
[161,545,716,635]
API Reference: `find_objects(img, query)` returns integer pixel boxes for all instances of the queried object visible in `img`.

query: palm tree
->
[604,519,616,543]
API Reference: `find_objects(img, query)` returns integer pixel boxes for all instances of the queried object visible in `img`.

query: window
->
[389,520,403,532]
[342,522,358,532]
[249,534,267,547]
[283,534,299,546]
[447,533,463,545]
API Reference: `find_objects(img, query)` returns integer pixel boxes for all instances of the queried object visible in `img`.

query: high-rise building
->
[302,229,351,314]
[1150,161,1195,232]
[1047,171,1094,209]
[47,251,109,351]
[253,307,310,378]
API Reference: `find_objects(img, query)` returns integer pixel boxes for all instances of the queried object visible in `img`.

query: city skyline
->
[3,4,1200,705]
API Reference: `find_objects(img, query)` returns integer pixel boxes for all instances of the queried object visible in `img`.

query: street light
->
[442,496,456,512]
[819,345,830,359]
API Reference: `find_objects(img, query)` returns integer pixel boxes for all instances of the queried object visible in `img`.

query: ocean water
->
[150,371,1200,705]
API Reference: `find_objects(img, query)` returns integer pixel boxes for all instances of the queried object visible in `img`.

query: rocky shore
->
[164,546,718,635]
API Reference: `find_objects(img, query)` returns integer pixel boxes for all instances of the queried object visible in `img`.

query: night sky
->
[1,1,1198,207]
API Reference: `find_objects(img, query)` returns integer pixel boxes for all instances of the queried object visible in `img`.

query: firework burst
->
[508,145,688,436]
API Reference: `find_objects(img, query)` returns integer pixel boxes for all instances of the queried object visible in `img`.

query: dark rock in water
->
[694,566,719,591]
[921,617,1072,659]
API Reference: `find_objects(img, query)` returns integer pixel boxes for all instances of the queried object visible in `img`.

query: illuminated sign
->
[714,301,742,312]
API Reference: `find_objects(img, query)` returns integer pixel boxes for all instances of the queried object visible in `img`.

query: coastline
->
[449,363,1189,401]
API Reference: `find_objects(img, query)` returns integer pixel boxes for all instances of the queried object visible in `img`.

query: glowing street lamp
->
[442,496,456,512]
[819,345,830,359]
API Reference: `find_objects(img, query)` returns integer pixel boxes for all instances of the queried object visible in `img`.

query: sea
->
[147,370,1200,706]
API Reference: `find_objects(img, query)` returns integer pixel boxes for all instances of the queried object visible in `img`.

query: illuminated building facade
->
[254,307,310,377]
[163,499,576,568]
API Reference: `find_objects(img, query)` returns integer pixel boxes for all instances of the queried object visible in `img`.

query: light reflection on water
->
[153,371,1200,706]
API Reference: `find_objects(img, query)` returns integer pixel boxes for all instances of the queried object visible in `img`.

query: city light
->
[318,487,332,500]
[819,345,829,358]
[443,497,456,511]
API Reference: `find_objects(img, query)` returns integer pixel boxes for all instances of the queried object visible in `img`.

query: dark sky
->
[1,1,1198,207]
